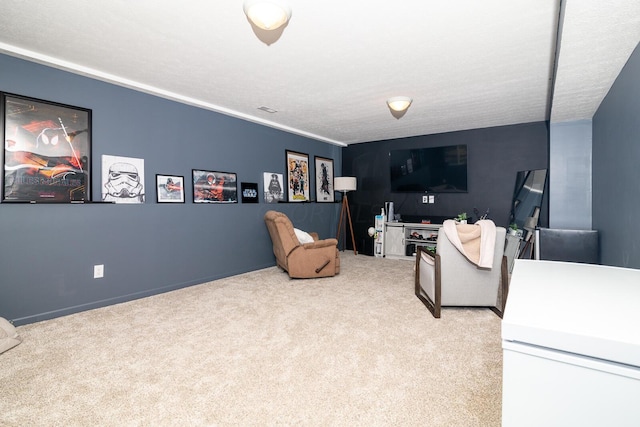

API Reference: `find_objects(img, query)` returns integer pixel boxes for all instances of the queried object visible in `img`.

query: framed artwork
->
[241,182,259,203]
[285,150,310,202]
[314,156,334,202]
[1,92,91,202]
[156,174,185,203]
[101,155,145,203]
[192,169,237,203]
[263,172,284,203]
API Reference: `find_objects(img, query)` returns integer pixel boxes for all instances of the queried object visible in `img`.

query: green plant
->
[456,212,468,221]
[509,223,519,231]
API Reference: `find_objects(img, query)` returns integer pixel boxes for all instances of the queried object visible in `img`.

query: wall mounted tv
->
[390,145,468,193]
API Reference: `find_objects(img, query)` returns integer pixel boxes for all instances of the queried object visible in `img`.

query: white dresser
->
[502,260,640,427]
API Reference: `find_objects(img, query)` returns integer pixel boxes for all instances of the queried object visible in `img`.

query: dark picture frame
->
[314,156,334,202]
[1,92,91,202]
[156,174,185,203]
[192,169,237,203]
[240,182,259,203]
[285,150,310,202]
[263,172,284,203]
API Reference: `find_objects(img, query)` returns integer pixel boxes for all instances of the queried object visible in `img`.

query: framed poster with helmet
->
[1,92,92,203]
[101,155,145,203]
[156,174,185,203]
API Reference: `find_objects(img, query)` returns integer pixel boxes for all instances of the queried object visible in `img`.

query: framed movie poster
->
[240,182,259,203]
[192,169,237,203]
[314,156,334,202]
[156,174,185,203]
[263,172,284,203]
[285,150,310,202]
[1,92,91,202]
[101,155,145,203]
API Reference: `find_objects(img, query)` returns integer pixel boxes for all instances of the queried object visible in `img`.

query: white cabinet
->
[383,222,442,259]
[384,223,406,258]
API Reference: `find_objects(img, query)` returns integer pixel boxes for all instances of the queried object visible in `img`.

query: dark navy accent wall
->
[593,42,640,269]
[0,54,341,324]
[343,122,549,255]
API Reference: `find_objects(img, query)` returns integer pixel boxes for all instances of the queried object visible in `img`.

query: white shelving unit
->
[382,222,442,260]
[373,214,385,257]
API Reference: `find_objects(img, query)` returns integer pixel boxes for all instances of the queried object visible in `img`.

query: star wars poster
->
[156,174,185,203]
[285,150,310,202]
[263,172,283,203]
[314,156,334,202]
[2,93,91,202]
[192,169,237,203]
[241,182,258,203]
[101,155,145,203]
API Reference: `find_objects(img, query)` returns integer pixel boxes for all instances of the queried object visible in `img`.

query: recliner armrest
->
[302,238,338,249]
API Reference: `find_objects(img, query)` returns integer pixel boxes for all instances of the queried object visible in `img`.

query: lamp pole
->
[336,190,357,255]
[334,177,357,255]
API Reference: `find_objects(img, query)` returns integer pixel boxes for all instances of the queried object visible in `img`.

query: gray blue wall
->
[3,37,638,323]
[549,120,592,230]
[0,54,341,325]
[592,42,640,268]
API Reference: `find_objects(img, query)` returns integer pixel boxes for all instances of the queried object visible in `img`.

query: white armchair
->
[414,223,509,318]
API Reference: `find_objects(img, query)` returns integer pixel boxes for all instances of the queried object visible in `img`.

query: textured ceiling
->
[0,0,639,146]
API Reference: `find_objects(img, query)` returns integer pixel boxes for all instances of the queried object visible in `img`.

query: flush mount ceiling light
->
[386,96,413,113]
[243,0,292,31]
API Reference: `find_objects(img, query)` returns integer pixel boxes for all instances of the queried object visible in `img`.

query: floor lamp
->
[334,177,357,255]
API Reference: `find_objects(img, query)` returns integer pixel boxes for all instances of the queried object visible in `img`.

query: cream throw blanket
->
[443,219,496,268]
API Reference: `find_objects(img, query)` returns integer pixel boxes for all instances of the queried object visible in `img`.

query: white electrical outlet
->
[422,195,428,203]
[429,195,435,203]
[94,264,104,279]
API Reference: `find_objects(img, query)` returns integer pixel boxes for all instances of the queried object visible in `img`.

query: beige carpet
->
[0,253,503,426]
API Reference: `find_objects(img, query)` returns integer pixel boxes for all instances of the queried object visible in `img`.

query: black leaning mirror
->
[510,169,547,229]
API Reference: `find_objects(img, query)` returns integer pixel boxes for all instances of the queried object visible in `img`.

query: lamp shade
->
[243,0,291,31]
[334,177,357,192]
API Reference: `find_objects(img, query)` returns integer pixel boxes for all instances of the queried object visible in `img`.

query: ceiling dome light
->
[387,96,413,112]
[243,0,292,31]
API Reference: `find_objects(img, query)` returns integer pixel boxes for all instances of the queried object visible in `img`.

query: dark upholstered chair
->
[264,211,340,278]
[535,228,599,264]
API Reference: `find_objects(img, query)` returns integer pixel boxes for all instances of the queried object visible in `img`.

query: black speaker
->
[406,243,416,256]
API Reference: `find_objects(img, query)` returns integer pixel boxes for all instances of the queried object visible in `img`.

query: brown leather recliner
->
[264,210,340,278]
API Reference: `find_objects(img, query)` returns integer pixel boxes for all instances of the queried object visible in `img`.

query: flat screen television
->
[390,145,468,193]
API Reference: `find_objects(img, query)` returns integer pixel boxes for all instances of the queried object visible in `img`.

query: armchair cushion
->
[294,228,315,244]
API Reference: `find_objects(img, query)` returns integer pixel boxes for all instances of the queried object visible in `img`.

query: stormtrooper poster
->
[101,155,145,203]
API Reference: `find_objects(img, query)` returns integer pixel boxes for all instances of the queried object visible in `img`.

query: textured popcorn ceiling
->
[0,0,638,146]
[551,0,640,123]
